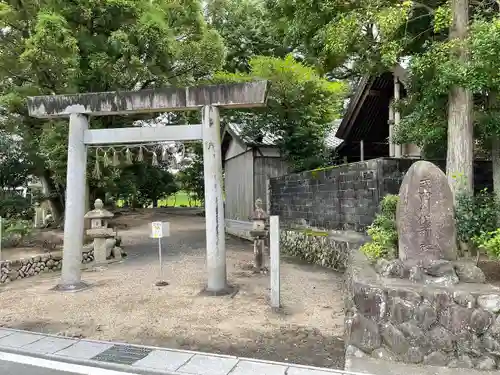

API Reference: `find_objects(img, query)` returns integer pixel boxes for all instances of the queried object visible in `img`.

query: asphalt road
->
[0,360,78,374]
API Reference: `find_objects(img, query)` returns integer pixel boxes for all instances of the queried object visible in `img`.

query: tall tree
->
[209,55,347,172]
[206,0,288,73]
[0,0,225,221]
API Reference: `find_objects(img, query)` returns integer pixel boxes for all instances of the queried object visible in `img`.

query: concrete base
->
[346,356,498,375]
[199,284,239,297]
[51,281,90,293]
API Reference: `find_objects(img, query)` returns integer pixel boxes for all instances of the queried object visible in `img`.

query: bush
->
[455,188,498,244]
[473,229,500,259]
[1,218,33,248]
[360,194,399,261]
[0,194,34,220]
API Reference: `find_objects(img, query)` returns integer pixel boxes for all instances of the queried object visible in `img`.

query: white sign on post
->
[151,221,170,238]
[150,221,170,286]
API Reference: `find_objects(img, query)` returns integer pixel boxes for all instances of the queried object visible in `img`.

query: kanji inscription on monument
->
[396,161,457,263]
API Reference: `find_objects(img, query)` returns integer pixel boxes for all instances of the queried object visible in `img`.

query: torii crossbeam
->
[27,81,269,294]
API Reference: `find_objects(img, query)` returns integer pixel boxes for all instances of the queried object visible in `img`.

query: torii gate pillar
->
[27,81,269,294]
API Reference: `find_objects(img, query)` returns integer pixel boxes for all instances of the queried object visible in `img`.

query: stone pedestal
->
[250,198,268,270]
[87,228,115,264]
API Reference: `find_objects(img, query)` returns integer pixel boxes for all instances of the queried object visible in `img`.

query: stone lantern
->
[84,199,116,264]
[249,198,268,271]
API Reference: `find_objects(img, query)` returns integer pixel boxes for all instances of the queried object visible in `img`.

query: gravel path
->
[0,210,345,369]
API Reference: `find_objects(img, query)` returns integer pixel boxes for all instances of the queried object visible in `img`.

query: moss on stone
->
[310,164,340,179]
[301,228,329,236]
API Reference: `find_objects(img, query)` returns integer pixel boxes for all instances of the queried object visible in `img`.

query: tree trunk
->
[489,94,500,226]
[446,0,473,199]
[152,198,158,208]
[39,171,64,224]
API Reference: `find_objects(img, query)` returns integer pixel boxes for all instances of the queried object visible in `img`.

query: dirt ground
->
[0,209,345,369]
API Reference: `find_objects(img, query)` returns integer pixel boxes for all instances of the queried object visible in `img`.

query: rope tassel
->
[136,146,144,162]
[111,148,120,167]
[125,148,133,165]
[161,146,169,162]
[103,150,111,168]
[152,150,159,166]
[92,150,102,179]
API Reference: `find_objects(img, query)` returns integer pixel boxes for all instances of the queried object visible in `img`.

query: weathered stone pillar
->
[55,113,88,291]
[250,198,268,271]
[202,105,228,293]
[394,77,403,158]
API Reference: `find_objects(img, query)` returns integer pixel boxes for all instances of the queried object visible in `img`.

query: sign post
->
[269,215,280,310]
[151,221,170,287]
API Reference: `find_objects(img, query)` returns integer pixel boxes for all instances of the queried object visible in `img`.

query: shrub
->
[473,229,500,259]
[0,194,34,220]
[1,218,33,248]
[360,194,399,261]
[455,188,498,244]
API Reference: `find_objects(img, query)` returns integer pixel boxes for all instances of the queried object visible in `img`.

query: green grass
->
[158,191,201,207]
[117,191,202,208]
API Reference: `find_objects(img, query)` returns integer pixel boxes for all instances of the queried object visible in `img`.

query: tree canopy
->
[210,55,347,171]
[0,0,225,217]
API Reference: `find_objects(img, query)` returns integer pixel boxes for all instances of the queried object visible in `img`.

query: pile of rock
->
[375,258,486,286]
[345,161,500,371]
[82,248,95,264]
[0,248,95,284]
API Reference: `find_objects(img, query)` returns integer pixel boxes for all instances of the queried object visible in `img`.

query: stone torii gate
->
[27,81,269,294]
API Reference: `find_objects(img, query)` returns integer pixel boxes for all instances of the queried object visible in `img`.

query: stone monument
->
[397,160,458,263]
[374,160,485,286]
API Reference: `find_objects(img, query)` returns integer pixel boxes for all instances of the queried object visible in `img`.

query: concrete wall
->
[269,158,493,232]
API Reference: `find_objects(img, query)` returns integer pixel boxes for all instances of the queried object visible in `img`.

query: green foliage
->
[268,0,443,78]
[210,55,347,172]
[380,193,399,218]
[473,229,500,259]
[0,130,31,190]
[206,0,288,73]
[0,218,33,248]
[0,194,34,220]
[360,194,399,261]
[455,188,498,244]
[176,142,204,204]
[0,0,226,215]
[395,11,500,155]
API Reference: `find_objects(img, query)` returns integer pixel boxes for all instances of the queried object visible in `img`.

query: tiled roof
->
[228,119,343,150]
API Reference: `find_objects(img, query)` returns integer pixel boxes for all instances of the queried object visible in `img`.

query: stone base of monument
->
[344,249,500,371]
[374,258,486,286]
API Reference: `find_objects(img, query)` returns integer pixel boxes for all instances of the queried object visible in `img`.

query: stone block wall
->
[0,249,94,284]
[344,249,500,370]
[269,158,493,232]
